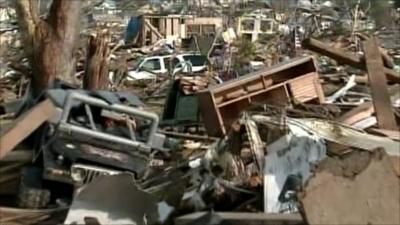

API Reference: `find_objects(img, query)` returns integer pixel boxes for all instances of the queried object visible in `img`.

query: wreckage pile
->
[1,50,399,225]
[1,1,400,225]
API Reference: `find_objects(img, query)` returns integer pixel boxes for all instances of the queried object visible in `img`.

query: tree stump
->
[83,34,110,90]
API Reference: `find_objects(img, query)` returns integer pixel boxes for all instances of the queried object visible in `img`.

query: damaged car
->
[35,89,164,187]
[126,53,208,80]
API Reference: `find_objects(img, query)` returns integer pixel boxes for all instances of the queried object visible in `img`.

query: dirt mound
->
[300,149,400,225]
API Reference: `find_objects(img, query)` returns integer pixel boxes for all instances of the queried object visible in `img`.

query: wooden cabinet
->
[198,56,325,137]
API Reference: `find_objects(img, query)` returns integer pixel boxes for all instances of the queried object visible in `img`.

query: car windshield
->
[141,58,161,71]
[182,55,206,67]
[133,58,144,69]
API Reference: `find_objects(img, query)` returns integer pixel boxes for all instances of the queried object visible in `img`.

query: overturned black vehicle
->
[37,89,163,187]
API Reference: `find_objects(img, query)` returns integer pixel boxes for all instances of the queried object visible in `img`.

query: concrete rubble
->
[0,0,399,225]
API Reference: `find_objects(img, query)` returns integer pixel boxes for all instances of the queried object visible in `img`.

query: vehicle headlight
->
[71,168,86,182]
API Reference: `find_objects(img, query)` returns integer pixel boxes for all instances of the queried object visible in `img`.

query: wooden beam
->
[0,99,56,159]
[175,212,304,225]
[302,38,400,83]
[363,38,397,130]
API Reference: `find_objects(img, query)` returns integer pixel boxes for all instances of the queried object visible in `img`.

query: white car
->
[126,54,207,80]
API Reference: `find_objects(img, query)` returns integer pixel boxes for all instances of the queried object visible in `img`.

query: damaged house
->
[129,14,223,46]
[237,11,279,42]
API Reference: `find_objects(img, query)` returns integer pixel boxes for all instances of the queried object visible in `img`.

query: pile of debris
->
[1,1,400,225]
[1,46,399,224]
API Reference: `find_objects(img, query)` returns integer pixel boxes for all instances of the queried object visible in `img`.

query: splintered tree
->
[13,0,82,96]
[83,33,110,90]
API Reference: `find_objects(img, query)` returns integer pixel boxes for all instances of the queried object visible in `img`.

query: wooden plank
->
[0,149,33,162]
[166,19,172,36]
[158,130,218,141]
[363,38,397,130]
[367,128,400,141]
[337,102,374,125]
[302,38,400,83]
[0,99,56,159]
[175,212,304,225]
[172,18,179,36]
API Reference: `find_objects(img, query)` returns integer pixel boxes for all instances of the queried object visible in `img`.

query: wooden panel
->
[250,86,289,106]
[245,79,264,92]
[198,92,223,137]
[289,73,319,102]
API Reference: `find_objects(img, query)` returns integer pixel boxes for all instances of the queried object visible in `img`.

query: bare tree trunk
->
[83,34,110,90]
[14,0,82,96]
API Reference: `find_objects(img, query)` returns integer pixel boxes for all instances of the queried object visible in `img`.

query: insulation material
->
[263,122,326,213]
